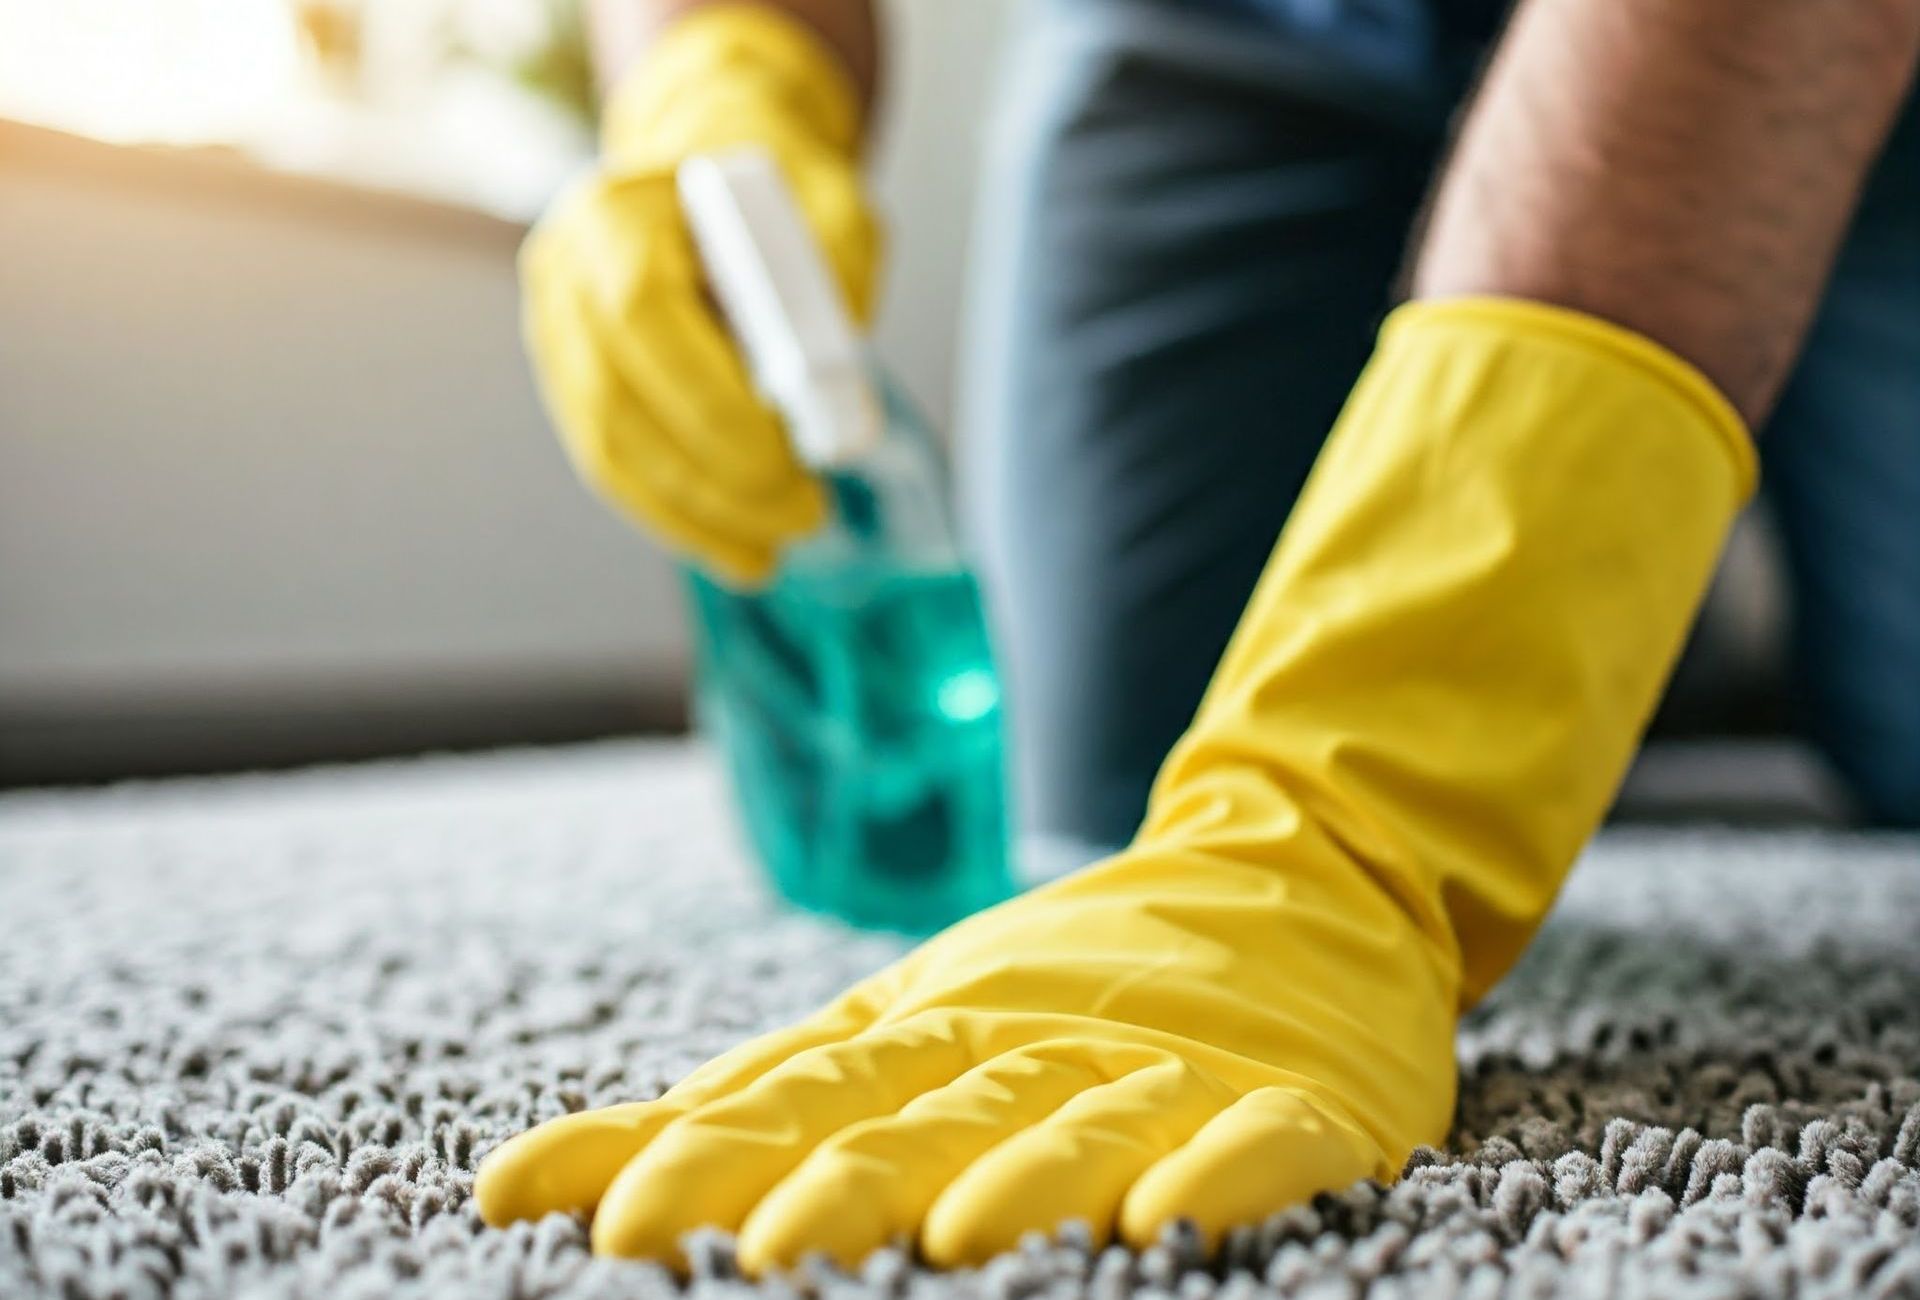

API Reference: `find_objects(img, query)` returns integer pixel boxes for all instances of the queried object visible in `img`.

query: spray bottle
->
[676,149,1013,932]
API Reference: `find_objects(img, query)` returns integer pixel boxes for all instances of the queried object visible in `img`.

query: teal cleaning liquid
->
[673,151,1013,932]
[687,544,1011,933]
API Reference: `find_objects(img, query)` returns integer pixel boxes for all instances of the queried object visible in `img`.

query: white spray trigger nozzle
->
[677,150,881,468]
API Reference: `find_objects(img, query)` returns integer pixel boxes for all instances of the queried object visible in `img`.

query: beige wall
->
[0,0,1018,778]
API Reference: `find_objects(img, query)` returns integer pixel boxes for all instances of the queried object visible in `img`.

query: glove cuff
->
[1142,295,1758,1007]
[1385,296,1757,499]
[601,3,866,167]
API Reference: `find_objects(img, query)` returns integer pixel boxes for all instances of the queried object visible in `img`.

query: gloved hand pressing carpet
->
[476,298,1755,1273]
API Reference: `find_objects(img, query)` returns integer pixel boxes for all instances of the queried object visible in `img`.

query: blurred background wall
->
[0,0,1824,816]
[0,0,1018,783]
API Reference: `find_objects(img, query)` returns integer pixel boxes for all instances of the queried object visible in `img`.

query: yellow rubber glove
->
[475,298,1756,1273]
[521,4,882,585]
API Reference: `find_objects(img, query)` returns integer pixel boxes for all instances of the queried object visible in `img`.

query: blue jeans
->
[959,0,1920,846]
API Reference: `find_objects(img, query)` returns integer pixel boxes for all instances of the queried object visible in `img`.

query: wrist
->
[600,3,867,167]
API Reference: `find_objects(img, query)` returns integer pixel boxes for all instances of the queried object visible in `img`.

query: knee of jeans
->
[1855,768,1920,831]
[1821,731,1920,830]
[1797,611,1920,829]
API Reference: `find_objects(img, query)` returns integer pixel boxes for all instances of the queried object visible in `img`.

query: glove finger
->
[662,980,891,1104]
[474,984,881,1228]
[554,270,830,543]
[919,1051,1233,1268]
[590,274,828,503]
[559,174,828,501]
[736,1039,1157,1274]
[588,1014,986,1267]
[475,1099,682,1229]
[526,276,813,581]
[591,438,786,586]
[1119,1087,1386,1252]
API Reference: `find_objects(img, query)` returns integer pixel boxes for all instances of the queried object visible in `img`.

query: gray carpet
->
[2,741,1917,1299]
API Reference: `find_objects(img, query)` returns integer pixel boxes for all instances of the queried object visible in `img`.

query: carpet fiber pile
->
[2,741,1917,1298]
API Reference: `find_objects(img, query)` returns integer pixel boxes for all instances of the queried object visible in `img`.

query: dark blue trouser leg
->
[959,0,1446,852]
[1761,106,1920,827]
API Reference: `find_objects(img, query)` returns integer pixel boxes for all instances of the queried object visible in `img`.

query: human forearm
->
[1413,0,1920,424]
[587,0,880,115]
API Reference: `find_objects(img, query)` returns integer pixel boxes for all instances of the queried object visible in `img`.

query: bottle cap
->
[677,150,882,468]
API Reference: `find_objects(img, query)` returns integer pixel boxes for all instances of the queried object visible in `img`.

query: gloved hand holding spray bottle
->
[673,151,1012,932]
[516,5,1009,929]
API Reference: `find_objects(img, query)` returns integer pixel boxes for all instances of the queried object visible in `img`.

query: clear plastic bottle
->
[678,152,1013,932]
